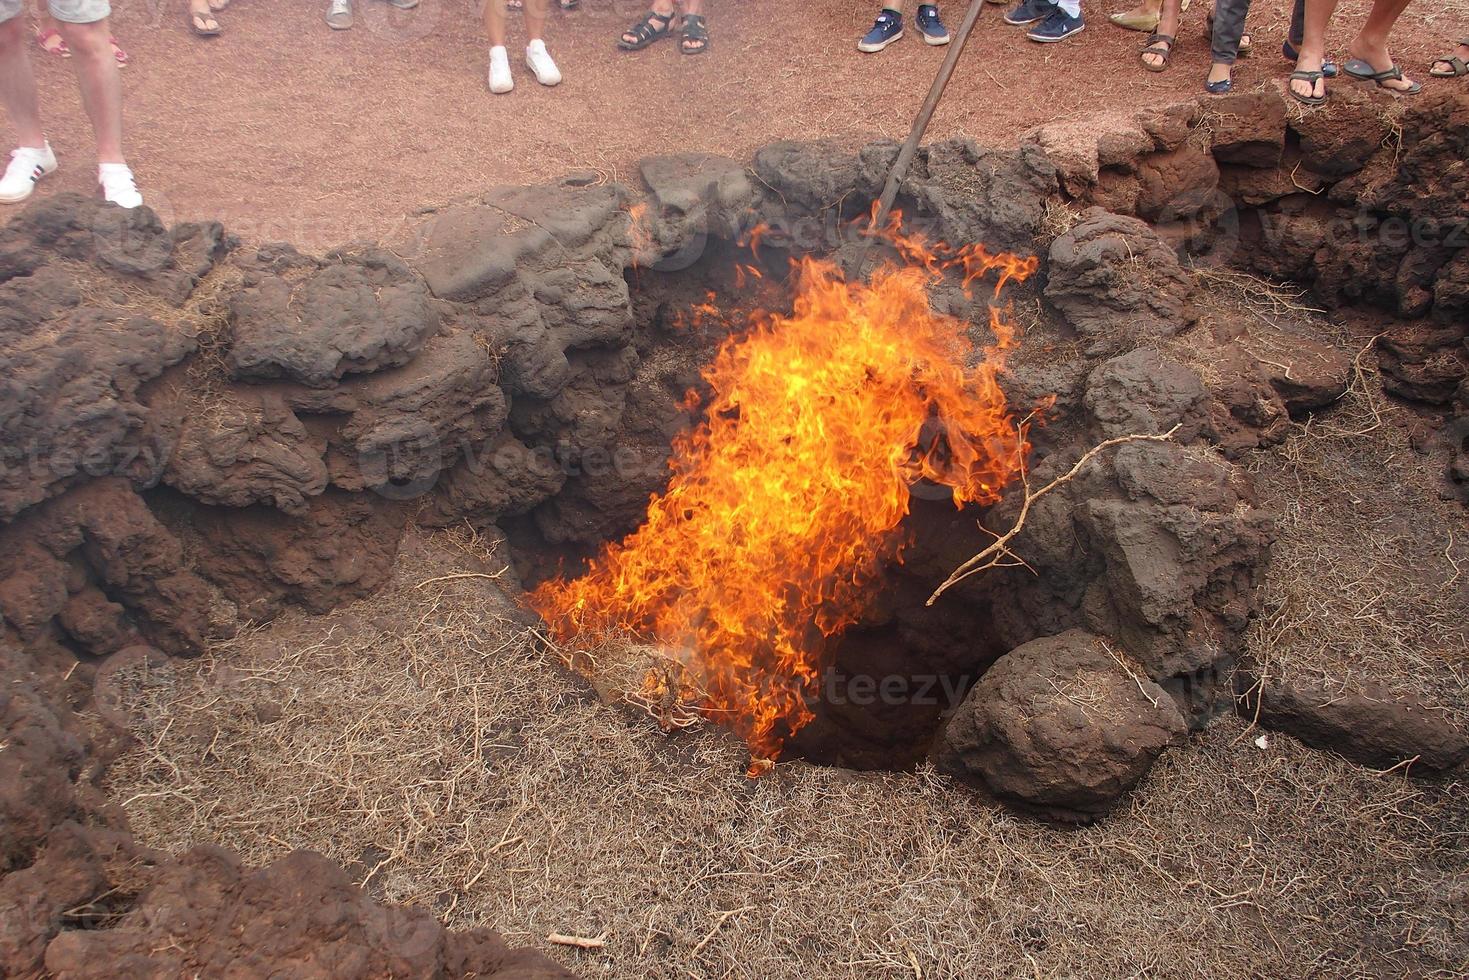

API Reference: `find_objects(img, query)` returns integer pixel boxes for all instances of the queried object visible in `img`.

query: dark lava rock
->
[936,629,1186,820]
[1206,91,1287,168]
[0,296,193,521]
[181,489,410,621]
[1238,673,1469,774]
[904,139,1058,252]
[752,140,874,212]
[41,848,573,980]
[0,479,215,658]
[1083,348,1212,441]
[165,385,329,513]
[227,247,441,387]
[1044,208,1195,355]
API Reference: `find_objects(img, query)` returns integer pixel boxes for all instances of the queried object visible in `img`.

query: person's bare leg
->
[1346,0,1416,92]
[524,0,546,42]
[1141,0,1181,69]
[1291,0,1339,101]
[0,19,45,148]
[55,19,122,163]
[485,0,506,46]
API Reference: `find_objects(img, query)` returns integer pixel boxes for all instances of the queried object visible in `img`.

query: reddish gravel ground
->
[5,0,1464,248]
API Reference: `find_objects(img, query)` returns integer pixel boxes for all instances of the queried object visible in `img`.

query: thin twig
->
[927,424,1182,605]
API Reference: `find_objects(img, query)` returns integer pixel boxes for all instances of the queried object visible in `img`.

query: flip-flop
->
[1282,40,1337,77]
[1342,59,1422,95]
[190,11,221,36]
[109,36,128,68]
[35,28,70,57]
[559,0,579,8]
[1429,42,1469,78]
[1288,69,1326,107]
[1140,34,1174,72]
[680,12,708,54]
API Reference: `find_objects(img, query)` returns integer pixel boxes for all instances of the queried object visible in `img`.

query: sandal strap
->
[1145,33,1175,45]
[1290,70,1324,80]
[625,10,673,40]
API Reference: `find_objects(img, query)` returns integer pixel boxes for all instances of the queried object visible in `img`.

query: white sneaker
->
[98,163,143,209]
[0,143,58,204]
[489,45,513,94]
[525,39,561,87]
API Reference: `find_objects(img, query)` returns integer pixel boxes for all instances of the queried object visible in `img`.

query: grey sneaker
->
[326,0,353,29]
[384,0,420,8]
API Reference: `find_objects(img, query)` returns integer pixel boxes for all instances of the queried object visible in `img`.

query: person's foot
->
[1109,2,1157,31]
[35,28,70,58]
[0,144,58,205]
[326,0,353,30]
[190,0,222,36]
[858,9,903,52]
[109,37,128,68]
[1026,7,1083,42]
[97,163,142,209]
[526,39,561,86]
[489,45,513,94]
[1430,42,1469,77]
[1346,38,1418,93]
[1140,35,1173,71]
[1205,62,1233,94]
[1289,51,1328,104]
[1004,0,1056,26]
[916,4,950,45]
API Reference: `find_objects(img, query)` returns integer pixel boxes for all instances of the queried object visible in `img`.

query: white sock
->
[1056,0,1081,17]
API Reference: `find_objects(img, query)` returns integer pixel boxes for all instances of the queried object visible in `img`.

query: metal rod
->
[869,0,990,235]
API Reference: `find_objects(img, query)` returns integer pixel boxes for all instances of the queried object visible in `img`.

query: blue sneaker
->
[1003,0,1056,26]
[858,8,903,52]
[915,4,951,45]
[1027,8,1084,41]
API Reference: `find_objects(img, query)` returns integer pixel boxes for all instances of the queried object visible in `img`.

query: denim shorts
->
[0,0,111,25]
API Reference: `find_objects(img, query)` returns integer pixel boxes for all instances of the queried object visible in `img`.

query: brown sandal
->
[1140,34,1174,72]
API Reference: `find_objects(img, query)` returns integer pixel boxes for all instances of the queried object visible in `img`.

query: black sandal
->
[680,13,709,55]
[1140,34,1174,72]
[1288,69,1326,107]
[1342,59,1423,95]
[618,9,674,51]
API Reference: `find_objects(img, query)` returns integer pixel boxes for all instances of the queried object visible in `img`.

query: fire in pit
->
[529,226,1037,773]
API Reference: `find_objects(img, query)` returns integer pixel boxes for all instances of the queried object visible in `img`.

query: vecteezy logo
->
[92,644,174,731]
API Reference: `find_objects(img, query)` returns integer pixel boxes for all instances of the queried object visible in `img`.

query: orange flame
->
[529,224,1037,772]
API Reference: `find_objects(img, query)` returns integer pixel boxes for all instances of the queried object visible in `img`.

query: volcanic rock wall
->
[1,87,1466,965]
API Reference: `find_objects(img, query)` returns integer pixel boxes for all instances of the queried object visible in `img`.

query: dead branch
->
[926,424,1182,605]
[547,932,608,949]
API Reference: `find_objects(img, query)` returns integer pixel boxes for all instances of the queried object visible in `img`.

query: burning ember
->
[530,225,1038,773]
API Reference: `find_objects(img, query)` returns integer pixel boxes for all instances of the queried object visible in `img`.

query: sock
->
[528,38,547,55]
[1057,0,1081,17]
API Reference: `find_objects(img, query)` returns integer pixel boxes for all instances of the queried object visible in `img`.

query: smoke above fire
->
[529,221,1038,773]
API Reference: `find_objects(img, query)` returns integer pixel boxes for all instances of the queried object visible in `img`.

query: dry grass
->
[1241,323,1469,717]
[102,529,1468,979]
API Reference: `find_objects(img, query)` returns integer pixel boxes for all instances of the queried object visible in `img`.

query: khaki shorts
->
[0,0,111,25]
